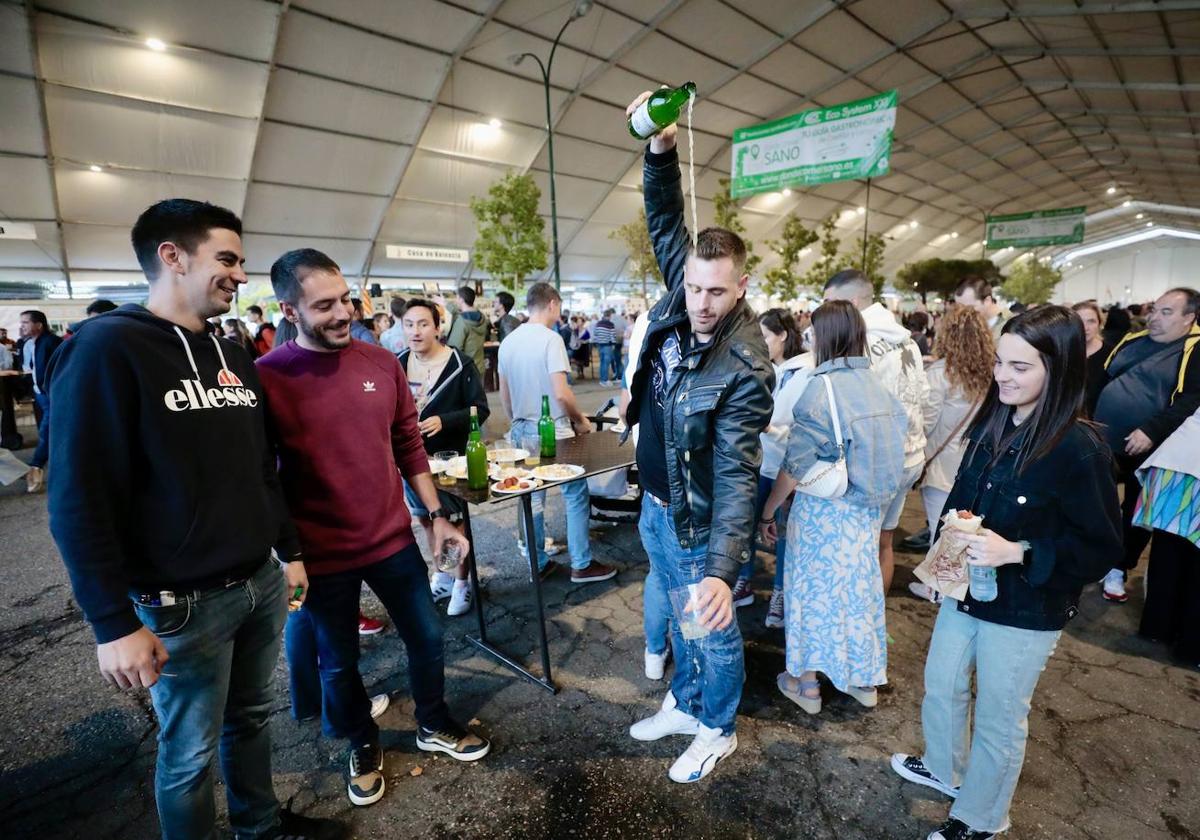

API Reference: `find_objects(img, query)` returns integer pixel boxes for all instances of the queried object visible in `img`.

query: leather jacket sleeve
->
[705,358,775,585]
[643,147,690,293]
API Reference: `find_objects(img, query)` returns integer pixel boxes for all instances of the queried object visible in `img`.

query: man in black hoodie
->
[44,199,343,840]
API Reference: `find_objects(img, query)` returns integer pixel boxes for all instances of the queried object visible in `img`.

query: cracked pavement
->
[1,382,1197,839]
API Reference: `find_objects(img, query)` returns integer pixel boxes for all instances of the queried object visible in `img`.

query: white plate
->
[491,477,543,494]
[532,464,585,482]
[488,447,530,463]
[490,465,534,481]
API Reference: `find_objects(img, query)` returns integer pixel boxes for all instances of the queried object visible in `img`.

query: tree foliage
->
[609,208,664,299]
[802,214,843,290]
[1000,258,1063,305]
[844,232,888,298]
[713,178,762,276]
[762,214,818,302]
[469,172,548,292]
[894,258,1001,302]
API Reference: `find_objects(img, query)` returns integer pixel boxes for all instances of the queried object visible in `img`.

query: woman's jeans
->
[736,473,787,590]
[637,494,744,734]
[921,601,1060,833]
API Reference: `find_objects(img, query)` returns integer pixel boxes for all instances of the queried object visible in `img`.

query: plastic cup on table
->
[435,450,458,486]
[668,583,710,640]
[522,434,542,466]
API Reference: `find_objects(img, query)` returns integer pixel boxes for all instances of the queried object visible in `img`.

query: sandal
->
[777,672,822,715]
[845,685,878,708]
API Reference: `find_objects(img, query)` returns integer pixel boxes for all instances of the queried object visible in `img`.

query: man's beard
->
[298,312,351,350]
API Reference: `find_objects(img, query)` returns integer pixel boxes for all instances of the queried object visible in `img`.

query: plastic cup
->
[522,434,541,466]
[436,540,464,573]
[435,450,458,486]
[668,583,710,640]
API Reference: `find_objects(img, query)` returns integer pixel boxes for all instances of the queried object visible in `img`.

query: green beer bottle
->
[628,82,697,140]
[538,395,557,459]
[466,405,488,490]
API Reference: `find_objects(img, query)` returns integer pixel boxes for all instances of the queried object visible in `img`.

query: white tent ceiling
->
[3,0,1200,299]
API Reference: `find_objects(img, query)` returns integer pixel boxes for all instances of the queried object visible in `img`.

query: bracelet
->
[758,516,774,525]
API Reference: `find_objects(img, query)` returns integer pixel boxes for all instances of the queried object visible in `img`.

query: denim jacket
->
[783,357,908,509]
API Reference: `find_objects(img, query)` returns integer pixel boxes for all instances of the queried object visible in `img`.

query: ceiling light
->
[950,231,959,239]
[1106,186,1116,195]
[488,118,502,129]
[1135,213,1145,219]
[856,206,866,215]
[145,37,166,51]
[1146,221,1153,227]
[909,220,919,229]
[979,240,986,246]
[1122,200,1132,207]
[88,164,102,172]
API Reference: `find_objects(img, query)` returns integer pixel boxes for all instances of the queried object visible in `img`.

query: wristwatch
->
[428,507,449,522]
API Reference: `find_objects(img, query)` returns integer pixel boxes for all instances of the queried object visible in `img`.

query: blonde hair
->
[934,306,994,401]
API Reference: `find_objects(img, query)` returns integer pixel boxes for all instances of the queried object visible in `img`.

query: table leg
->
[461,505,487,644]
[521,492,556,689]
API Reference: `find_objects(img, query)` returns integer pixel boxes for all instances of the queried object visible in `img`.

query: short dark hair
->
[527,282,561,312]
[1163,287,1200,317]
[811,300,867,365]
[389,296,406,319]
[691,227,747,274]
[905,310,930,332]
[496,291,515,313]
[824,268,872,300]
[247,304,263,318]
[954,275,993,302]
[457,285,476,307]
[20,310,49,329]
[85,299,117,316]
[269,248,342,304]
[1127,303,1143,316]
[130,199,243,281]
[403,297,441,328]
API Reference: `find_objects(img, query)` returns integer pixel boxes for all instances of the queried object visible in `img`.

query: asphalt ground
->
[1,380,1197,839]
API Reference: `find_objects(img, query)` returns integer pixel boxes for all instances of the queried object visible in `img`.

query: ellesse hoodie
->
[44,305,300,644]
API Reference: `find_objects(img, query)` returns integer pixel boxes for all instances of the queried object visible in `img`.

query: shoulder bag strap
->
[821,374,844,451]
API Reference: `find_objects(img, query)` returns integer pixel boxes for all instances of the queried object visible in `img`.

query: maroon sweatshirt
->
[256,339,431,576]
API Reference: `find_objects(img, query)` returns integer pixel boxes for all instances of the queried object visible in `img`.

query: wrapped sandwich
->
[914,509,984,601]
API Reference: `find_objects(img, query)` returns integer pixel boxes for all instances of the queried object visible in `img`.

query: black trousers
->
[1118,457,1153,572]
[1140,530,1200,663]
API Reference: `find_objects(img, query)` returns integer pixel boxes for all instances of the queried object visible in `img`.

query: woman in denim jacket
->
[891,305,1121,840]
[760,301,907,714]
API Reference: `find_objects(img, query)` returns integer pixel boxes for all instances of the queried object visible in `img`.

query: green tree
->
[1000,257,1062,305]
[713,177,762,276]
[844,232,888,297]
[469,172,548,292]
[802,214,843,290]
[762,214,818,302]
[894,258,1000,303]
[609,208,664,300]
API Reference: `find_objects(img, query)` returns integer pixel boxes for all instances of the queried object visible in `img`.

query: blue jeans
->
[302,543,450,744]
[597,344,615,382]
[921,601,1061,833]
[613,342,625,382]
[31,392,49,468]
[737,473,787,589]
[510,420,592,571]
[283,607,323,724]
[637,494,744,734]
[133,560,285,840]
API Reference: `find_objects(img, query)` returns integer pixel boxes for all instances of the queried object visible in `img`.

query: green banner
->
[985,207,1086,249]
[730,90,897,197]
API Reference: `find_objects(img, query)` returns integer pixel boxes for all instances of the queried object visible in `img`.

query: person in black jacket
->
[891,305,1121,840]
[621,91,774,785]
[17,309,63,492]
[398,298,489,617]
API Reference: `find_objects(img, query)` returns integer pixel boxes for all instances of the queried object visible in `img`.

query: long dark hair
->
[966,304,1094,471]
[759,307,803,359]
[811,300,867,364]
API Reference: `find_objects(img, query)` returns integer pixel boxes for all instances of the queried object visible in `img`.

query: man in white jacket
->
[824,270,929,595]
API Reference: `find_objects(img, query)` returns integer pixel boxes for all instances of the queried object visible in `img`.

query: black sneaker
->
[927,817,995,840]
[890,753,959,798]
[273,798,347,840]
[416,720,491,762]
[347,740,385,806]
[900,527,932,552]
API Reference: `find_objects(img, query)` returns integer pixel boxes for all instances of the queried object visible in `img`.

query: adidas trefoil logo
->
[363,381,376,393]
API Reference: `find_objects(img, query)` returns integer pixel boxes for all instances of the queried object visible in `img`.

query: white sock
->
[434,571,454,586]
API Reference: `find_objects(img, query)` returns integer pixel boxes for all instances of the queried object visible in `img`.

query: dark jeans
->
[302,543,450,745]
[284,607,324,724]
[1118,460,1152,572]
[1140,530,1200,662]
[31,392,49,468]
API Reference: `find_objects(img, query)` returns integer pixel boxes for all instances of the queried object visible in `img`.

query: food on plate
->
[532,464,584,481]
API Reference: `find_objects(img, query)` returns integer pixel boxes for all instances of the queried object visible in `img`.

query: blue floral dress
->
[784,494,887,692]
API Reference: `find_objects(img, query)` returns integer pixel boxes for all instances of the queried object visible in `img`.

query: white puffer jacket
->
[860,302,929,469]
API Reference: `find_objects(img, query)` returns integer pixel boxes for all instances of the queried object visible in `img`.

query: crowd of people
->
[2,90,1195,840]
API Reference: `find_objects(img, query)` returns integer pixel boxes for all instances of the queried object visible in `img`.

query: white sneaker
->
[668,724,737,783]
[907,581,944,604]
[369,693,390,719]
[430,572,454,602]
[1102,568,1128,603]
[630,691,700,741]
[447,581,472,616]
[516,537,564,557]
[644,646,669,680]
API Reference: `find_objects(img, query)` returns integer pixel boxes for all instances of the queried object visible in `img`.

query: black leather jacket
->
[626,147,775,586]
[941,420,1121,631]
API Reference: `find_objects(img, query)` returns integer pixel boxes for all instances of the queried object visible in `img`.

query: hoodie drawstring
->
[209,334,232,376]
[172,326,235,384]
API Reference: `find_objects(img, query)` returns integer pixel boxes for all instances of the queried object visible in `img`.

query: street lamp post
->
[510,0,592,290]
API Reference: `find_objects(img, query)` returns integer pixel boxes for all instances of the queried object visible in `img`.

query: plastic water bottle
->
[968,564,998,602]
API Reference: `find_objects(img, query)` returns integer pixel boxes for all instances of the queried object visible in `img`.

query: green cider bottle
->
[537,395,557,459]
[465,405,488,491]
[627,82,697,140]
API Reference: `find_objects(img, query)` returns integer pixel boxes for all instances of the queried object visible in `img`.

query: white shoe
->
[668,724,737,783]
[907,581,943,604]
[447,581,472,616]
[430,572,453,602]
[630,691,700,741]
[516,537,564,557]
[369,693,390,719]
[845,685,878,708]
[644,646,669,680]
[1101,568,1128,603]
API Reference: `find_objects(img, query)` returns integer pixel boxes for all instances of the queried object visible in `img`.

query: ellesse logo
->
[217,368,243,387]
[163,378,259,412]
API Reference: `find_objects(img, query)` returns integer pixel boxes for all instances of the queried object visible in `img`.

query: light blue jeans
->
[510,420,592,571]
[597,344,616,383]
[637,494,744,735]
[921,601,1061,833]
[133,561,286,840]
